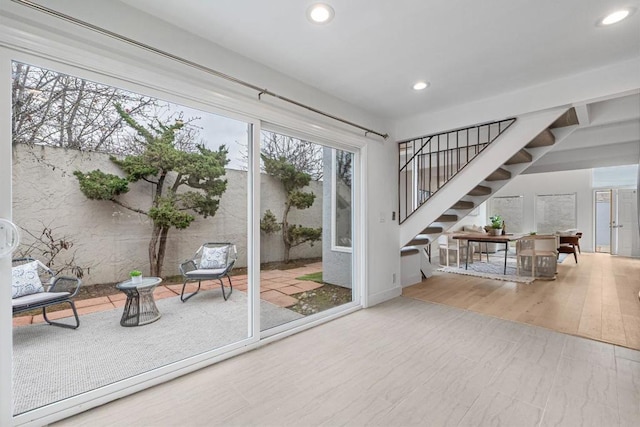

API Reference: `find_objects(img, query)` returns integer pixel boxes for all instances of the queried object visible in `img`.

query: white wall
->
[363,140,401,306]
[491,169,594,251]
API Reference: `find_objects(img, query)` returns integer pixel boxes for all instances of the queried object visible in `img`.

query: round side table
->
[116,277,162,327]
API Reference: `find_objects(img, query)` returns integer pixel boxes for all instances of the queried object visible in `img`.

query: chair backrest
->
[196,243,237,270]
[559,235,579,246]
[12,257,55,284]
[517,235,557,253]
[534,236,558,252]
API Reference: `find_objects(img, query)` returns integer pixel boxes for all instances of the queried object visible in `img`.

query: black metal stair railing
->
[398,118,516,223]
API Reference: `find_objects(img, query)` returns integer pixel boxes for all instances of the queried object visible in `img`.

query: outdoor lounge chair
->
[178,242,237,302]
[12,257,82,329]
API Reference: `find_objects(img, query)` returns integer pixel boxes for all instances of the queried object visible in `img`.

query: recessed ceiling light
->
[599,9,632,25]
[413,81,430,91]
[307,3,335,24]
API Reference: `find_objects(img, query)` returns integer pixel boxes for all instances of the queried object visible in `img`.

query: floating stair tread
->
[436,214,458,222]
[505,149,532,165]
[400,247,420,256]
[467,185,492,196]
[485,168,511,181]
[421,226,443,234]
[526,129,555,148]
[451,200,475,210]
[549,107,579,128]
[407,237,430,246]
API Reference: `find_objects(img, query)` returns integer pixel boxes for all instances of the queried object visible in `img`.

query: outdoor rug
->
[12,291,303,415]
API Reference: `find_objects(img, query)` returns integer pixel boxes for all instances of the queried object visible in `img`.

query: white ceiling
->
[116,0,640,171]
[121,0,640,121]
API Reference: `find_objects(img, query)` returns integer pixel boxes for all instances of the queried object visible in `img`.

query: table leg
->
[465,241,469,270]
[504,242,508,274]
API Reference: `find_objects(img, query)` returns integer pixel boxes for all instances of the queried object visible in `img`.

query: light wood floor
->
[404,252,640,350]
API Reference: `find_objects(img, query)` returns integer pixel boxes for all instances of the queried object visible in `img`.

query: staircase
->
[399,107,579,285]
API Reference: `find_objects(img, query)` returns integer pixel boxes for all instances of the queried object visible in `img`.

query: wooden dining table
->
[450,233,525,274]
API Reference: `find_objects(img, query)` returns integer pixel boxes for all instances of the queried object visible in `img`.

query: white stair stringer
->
[400,106,572,249]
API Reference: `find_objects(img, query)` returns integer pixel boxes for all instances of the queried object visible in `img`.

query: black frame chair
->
[12,257,82,329]
[178,243,236,302]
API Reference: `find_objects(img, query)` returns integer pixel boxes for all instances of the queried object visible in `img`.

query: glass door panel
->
[595,190,611,253]
[258,131,354,331]
[11,61,252,415]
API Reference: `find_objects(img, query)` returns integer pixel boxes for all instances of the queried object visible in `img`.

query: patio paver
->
[14,264,325,325]
[259,290,299,307]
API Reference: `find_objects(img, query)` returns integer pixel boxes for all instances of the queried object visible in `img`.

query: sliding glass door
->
[258,130,355,332]
[9,59,253,415]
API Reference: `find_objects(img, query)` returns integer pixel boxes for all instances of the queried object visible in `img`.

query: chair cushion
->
[12,261,44,299]
[12,291,70,309]
[185,268,227,278]
[199,246,228,269]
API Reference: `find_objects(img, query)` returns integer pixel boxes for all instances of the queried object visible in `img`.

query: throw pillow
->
[199,246,228,269]
[12,261,44,298]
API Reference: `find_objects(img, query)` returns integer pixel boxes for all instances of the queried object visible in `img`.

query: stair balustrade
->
[398,118,516,223]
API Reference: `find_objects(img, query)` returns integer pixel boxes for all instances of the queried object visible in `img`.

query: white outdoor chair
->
[178,243,237,302]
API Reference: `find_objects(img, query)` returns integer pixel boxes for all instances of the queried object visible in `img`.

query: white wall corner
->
[365,286,402,308]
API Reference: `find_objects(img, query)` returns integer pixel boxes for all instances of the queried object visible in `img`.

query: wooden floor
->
[404,252,640,350]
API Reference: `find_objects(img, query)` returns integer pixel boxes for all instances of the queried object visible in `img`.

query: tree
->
[16,222,91,279]
[261,155,322,263]
[11,62,159,153]
[74,104,229,276]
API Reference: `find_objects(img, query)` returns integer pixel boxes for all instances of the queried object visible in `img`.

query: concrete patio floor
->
[13,262,323,327]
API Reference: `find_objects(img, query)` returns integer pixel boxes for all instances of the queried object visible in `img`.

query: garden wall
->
[11,144,323,285]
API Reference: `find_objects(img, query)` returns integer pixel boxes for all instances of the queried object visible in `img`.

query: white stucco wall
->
[12,144,322,285]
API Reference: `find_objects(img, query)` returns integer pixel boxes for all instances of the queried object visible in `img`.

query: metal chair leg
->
[220,275,233,301]
[42,300,80,329]
[180,279,202,302]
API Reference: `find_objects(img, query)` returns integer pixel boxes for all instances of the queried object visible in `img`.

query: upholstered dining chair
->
[558,235,579,263]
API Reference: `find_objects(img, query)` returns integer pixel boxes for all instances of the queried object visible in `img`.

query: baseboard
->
[365,286,402,308]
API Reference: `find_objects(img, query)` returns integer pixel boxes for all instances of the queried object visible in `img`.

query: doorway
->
[594,188,640,256]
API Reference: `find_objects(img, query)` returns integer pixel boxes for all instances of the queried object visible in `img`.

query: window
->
[593,165,639,188]
[332,149,353,251]
[489,195,524,233]
[535,193,577,234]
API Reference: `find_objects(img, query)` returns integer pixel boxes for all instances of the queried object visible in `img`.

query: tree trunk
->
[148,224,162,276]
[155,226,170,277]
[282,199,292,263]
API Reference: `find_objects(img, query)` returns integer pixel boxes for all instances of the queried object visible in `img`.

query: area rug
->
[437,255,535,284]
[12,291,303,415]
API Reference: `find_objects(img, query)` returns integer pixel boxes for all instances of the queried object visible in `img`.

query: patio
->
[12,262,328,415]
[12,262,324,327]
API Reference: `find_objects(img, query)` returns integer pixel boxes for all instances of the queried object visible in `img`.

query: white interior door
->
[613,188,640,257]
